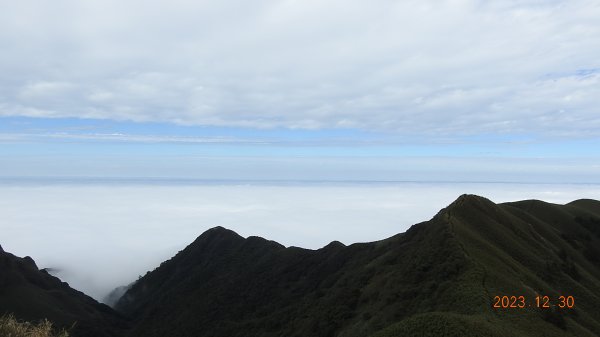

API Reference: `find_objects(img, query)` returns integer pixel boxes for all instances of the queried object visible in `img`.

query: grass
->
[368,312,514,337]
[0,314,69,337]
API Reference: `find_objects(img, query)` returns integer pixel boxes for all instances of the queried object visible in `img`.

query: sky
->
[0,0,599,182]
[1,0,600,302]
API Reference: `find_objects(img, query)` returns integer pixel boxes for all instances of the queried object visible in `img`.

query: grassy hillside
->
[116,195,600,337]
[0,314,68,337]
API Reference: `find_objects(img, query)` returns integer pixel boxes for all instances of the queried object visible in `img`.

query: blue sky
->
[1,0,599,182]
[1,115,599,183]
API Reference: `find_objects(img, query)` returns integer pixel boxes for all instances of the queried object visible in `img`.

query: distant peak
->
[195,226,244,244]
[569,198,598,203]
[456,193,489,202]
[322,240,346,250]
[206,226,235,234]
[566,199,600,217]
[22,256,39,270]
[441,194,498,216]
[451,194,494,207]
[204,226,240,236]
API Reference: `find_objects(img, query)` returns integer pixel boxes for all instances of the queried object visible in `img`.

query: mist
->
[2,180,600,301]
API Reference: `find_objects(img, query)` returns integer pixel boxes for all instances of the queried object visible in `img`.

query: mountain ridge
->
[2,194,600,337]
[115,194,600,337]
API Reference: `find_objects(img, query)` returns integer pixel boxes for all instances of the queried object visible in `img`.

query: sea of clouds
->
[2,181,600,301]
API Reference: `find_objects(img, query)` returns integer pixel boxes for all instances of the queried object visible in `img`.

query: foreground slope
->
[0,245,129,337]
[116,195,600,337]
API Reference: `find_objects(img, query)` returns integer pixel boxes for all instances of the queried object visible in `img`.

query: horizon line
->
[1,176,599,186]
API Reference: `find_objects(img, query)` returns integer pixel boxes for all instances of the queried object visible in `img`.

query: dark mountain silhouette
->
[2,195,600,336]
[0,246,129,336]
[114,195,600,337]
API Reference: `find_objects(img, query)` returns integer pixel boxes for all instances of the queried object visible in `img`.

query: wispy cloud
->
[0,132,269,144]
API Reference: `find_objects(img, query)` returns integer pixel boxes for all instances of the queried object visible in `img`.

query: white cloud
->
[18,81,74,99]
[1,182,600,301]
[0,0,599,138]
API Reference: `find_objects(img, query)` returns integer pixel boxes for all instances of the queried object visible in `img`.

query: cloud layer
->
[2,181,600,301]
[1,0,599,138]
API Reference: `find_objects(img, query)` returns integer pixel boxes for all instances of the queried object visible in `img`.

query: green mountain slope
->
[116,195,600,337]
[0,246,129,337]
[3,195,599,336]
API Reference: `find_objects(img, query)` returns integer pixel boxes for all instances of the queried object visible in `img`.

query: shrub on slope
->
[0,314,69,337]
